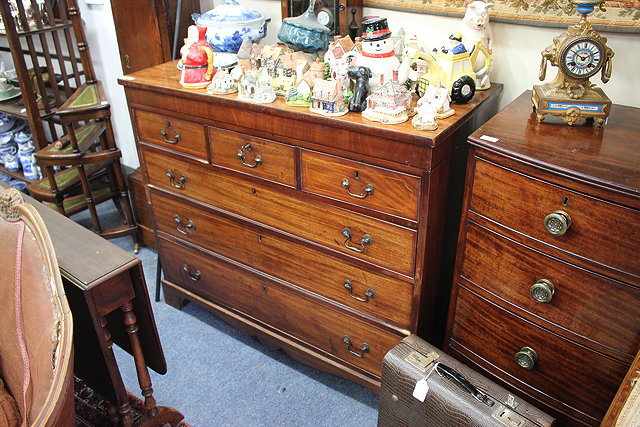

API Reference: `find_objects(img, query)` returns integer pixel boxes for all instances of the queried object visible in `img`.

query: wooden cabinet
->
[111,0,200,73]
[445,91,640,425]
[119,61,501,391]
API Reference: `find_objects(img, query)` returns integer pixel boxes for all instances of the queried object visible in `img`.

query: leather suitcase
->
[378,335,556,427]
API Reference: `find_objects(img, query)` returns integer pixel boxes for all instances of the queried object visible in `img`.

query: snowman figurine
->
[346,18,400,90]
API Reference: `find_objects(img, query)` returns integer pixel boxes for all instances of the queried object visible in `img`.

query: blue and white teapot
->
[192,0,270,54]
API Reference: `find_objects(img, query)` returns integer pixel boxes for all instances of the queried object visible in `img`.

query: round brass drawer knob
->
[543,210,572,236]
[530,279,555,303]
[515,346,538,370]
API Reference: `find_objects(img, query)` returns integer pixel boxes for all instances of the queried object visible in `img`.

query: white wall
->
[79,0,640,168]
[78,0,138,167]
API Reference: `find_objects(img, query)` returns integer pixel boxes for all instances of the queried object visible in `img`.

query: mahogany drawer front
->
[150,190,414,328]
[470,158,640,279]
[143,148,417,276]
[135,109,207,160]
[209,127,296,187]
[449,285,627,421]
[300,150,421,220]
[460,221,640,358]
[158,236,404,376]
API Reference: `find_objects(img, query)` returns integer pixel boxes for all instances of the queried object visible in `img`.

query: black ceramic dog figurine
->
[347,66,372,113]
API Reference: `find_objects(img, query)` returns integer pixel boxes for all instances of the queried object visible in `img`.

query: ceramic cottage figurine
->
[412,83,455,131]
[179,25,216,89]
[362,71,412,124]
[286,58,324,107]
[324,35,358,90]
[238,68,276,103]
[310,78,348,117]
[345,18,400,91]
[459,1,494,90]
[207,68,238,94]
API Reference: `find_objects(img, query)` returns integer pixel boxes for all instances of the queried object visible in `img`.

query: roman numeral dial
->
[560,37,604,79]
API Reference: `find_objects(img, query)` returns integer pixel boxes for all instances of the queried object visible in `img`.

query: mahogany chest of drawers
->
[120,62,501,390]
[445,91,640,425]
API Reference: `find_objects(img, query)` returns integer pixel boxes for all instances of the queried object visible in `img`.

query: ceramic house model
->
[325,35,358,81]
[236,37,254,71]
[272,50,314,96]
[286,58,325,107]
[207,68,238,94]
[310,78,347,117]
[362,74,412,124]
[237,68,276,103]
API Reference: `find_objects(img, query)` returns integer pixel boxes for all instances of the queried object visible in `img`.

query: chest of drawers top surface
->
[119,61,501,170]
[469,91,640,201]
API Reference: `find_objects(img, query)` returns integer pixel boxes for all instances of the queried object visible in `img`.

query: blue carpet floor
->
[72,201,379,426]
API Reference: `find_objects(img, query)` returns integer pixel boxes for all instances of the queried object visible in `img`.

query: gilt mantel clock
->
[532,0,614,126]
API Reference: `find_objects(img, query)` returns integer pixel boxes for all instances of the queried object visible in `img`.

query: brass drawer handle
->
[343,335,370,358]
[166,170,187,189]
[174,215,195,235]
[343,279,375,303]
[530,279,555,303]
[237,143,262,168]
[160,122,180,144]
[181,264,201,281]
[515,346,538,370]
[341,178,374,199]
[544,210,571,236]
[341,228,372,253]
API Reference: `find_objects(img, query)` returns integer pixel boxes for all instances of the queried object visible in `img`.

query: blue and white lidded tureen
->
[192,0,270,54]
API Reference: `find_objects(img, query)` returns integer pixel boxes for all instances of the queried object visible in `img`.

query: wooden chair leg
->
[76,164,102,234]
[43,165,67,216]
[104,120,141,252]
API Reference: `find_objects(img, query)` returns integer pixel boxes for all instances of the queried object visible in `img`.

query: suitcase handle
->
[436,363,494,407]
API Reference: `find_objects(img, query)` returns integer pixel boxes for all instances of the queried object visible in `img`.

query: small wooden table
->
[2,183,182,426]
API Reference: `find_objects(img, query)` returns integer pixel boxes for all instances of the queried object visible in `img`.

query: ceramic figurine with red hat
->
[179,25,216,89]
[344,17,399,90]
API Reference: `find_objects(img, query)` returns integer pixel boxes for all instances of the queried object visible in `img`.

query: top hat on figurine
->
[361,17,391,41]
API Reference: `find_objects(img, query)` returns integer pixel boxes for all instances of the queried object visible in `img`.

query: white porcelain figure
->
[459,1,494,90]
[344,18,399,90]
[412,83,455,131]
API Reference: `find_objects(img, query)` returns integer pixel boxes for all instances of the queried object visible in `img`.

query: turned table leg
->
[122,300,159,417]
[99,316,134,427]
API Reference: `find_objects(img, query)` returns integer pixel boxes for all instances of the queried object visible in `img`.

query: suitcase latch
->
[404,350,439,372]
[491,405,527,427]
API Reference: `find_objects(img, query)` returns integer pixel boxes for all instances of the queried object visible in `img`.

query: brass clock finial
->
[532,0,614,126]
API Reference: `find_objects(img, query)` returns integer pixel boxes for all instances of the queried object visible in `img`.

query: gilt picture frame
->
[364,0,640,33]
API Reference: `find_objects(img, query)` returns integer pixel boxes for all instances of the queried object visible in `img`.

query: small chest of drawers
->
[120,62,501,391]
[445,91,640,425]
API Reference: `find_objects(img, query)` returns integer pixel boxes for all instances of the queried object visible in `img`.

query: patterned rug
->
[74,377,190,427]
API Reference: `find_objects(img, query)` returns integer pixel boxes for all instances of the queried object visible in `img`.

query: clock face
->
[317,7,334,28]
[561,37,604,79]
